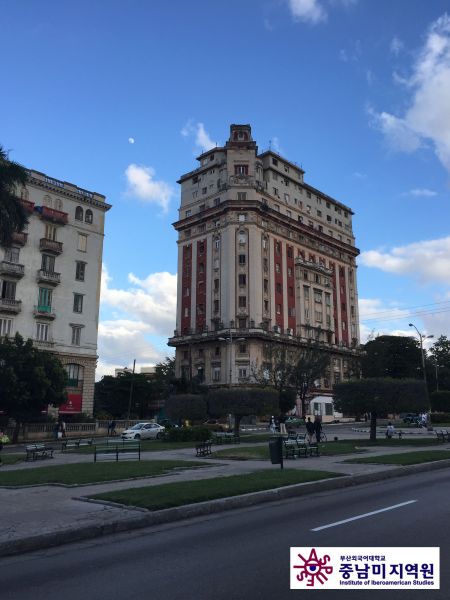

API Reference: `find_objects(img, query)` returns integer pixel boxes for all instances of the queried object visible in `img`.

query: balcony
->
[0,261,24,278]
[38,205,68,225]
[0,298,22,313]
[4,231,28,246]
[19,199,35,214]
[37,269,61,285]
[33,339,55,349]
[39,238,63,255]
[33,305,56,319]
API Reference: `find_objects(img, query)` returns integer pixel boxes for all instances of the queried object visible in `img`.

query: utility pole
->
[127,359,136,421]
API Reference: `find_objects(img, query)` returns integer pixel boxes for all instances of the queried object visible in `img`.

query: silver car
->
[121,422,165,440]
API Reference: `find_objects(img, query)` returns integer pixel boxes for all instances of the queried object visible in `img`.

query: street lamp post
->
[409,323,434,427]
[218,330,245,386]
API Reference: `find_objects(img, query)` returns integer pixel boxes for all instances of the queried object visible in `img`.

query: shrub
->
[164,426,212,442]
[430,412,450,424]
[430,391,450,413]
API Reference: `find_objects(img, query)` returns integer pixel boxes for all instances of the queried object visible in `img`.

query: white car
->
[121,422,165,440]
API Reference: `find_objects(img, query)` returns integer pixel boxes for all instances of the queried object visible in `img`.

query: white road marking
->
[311,500,418,531]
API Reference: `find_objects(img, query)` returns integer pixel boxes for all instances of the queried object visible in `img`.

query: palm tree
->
[0,146,28,246]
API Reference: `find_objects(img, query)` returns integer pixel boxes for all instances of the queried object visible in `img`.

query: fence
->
[4,420,141,442]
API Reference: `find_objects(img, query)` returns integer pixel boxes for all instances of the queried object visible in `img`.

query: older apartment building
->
[0,169,111,415]
[169,124,360,413]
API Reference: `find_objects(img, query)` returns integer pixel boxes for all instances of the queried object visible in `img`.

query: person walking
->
[314,415,322,443]
[110,420,117,436]
[61,420,67,438]
[269,416,276,434]
[305,417,315,443]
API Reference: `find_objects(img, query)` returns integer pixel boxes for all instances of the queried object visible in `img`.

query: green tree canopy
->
[165,394,207,423]
[334,378,427,440]
[208,387,279,434]
[0,146,28,246]
[430,390,450,412]
[0,334,67,440]
[427,335,450,392]
[94,372,157,419]
[361,335,422,379]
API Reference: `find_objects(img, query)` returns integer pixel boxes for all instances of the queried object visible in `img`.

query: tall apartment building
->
[169,124,360,413]
[0,169,111,415]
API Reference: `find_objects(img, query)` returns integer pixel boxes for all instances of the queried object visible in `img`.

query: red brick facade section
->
[339,265,349,345]
[286,244,296,331]
[330,262,339,344]
[195,239,207,331]
[274,239,284,330]
[181,244,192,334]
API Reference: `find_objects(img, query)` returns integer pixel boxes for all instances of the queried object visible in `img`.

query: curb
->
[1,458,450,559]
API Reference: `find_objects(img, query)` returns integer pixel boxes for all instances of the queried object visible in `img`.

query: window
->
[238,214,246,222]
[235,165,248,175]
[184,287,190,297]
[212,367,221,382]
[185,209,191,218]
[214,299,219,313]
[287,267,292,277]
[286,210,291,219]
[38,287,52,308]
[238,254,246,265]
[239,343,247,354]
[5,247,19,263]
[78,233,87,252]
[198,263,204,274]
[238,368,247,379]
[263,279,268,293]
[75,206,83,221]
[239,273,246,286]
[0,317,13,336]
[238,232,246,244]
[75,261,86,281]
[276,283,282,294]
[36,322,49,342]
[264,300,269,312]
[263,258,268,271]
[276,304,281,314]
[317,210,322,217]
[306,191,311,199]
[275,263,280,273]
[214,198,220,207]
[287,246,293,258]
[214,346,221,356]
[315,311,323,322]
[184,307,189,317]
[288,307,296,317]
[214,279,219,291]
[272,158,278,166]
[284,194,290,202]
[85,209,93,224]
[66,363,83,386]
[41,254,55,273]
[192,175,199,184]
[238,318,247,329]
[215,239,220,249]
[71,326,82,346]
[288,286,293,296]
[237,192,247,201]
[73,293,84,313]
[273,187,279,197]
[197,304,204,315]
[314,291,322,303]
[198,242,205,254]
[238,296,247,308]
[202,188,207,195]
[315,274,321,284]
[45,224,57,241]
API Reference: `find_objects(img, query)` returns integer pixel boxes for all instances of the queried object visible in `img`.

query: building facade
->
[0,168,111,415]
[169,124,360,414]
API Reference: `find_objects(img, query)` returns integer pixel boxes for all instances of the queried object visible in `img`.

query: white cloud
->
[128,137,135,144]
[366,69,375,85]
[124,164,173,213]
[180,120,217,152]
[271,136,282,153]
[339,49,348,62]
[390,36,404,56]
[360,236,450,284]
[371,14,450,173]
[352,171,367,179]
[403,188,437,197]
[288,0,326,24]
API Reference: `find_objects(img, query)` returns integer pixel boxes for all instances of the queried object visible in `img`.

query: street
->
[1,468,449,600]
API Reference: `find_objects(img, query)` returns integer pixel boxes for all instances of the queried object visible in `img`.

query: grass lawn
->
[0,460,208,487]
[344,450,450,466]
[0,454,23,466]
[91,469,342,511]
[213,440,370,461]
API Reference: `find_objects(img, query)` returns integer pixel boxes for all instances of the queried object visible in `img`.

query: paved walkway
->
[0,431,448,555]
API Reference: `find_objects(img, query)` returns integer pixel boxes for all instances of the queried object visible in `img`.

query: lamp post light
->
[409,323,434,427]
[218,330,245,386]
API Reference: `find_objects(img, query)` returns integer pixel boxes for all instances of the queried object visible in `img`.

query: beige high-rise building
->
[169,124,360,415]
[0,168,111,415]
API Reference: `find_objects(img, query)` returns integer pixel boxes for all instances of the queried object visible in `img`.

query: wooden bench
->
[94,442,140,462]
[212,432,240,445]
[435,430,449,443]
[61,438,94,452]
[195,441,212,457]
[26,444,54,461]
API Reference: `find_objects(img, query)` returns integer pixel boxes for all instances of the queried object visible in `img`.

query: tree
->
[208,387,279,435]
[288,343,331,417]
[427,336,450,392]
[361,335,422,379]
[334,378,427,441]
[165,394,207,423]
[0,334,67,441]
[430,391,450,413]
[94,372,156,419]
[0,146,28,246]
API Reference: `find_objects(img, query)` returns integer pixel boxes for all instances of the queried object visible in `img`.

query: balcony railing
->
[19,198,35,214]
[37,269,61,285]
[38,205,68,225]
[0,298,22,313]
[0,261,25,278]
[33,305,56,319]
[33,339,55,348]
[9,231,28,246]
[39,238,63,254]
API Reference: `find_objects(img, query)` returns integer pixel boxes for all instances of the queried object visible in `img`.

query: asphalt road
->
[1,468,449,600]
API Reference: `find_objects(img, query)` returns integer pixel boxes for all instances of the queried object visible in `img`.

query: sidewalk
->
[0,434,449,558]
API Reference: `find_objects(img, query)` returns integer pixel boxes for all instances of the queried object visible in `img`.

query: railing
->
[10,231,28,245]
[37,269,61,284]
[33,339,54,348]
[34,305,56,318]
[39,238,63,254]
[0,298,22,313]
[39,205,68,224]
[19,198,35,213]
[0,261,25,277]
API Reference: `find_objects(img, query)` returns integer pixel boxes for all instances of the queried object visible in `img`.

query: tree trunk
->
[370,412,377,442]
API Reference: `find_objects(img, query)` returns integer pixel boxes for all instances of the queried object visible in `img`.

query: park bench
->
[212,432,240,445]
[195,441,212,457]
[94,441,140,462]
[61,438,94,452]
[283,437,320,459]
[435,430,449,443]
[25,443,54,461]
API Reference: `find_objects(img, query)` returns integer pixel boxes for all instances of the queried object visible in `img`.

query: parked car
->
[401,413,421,424]
[121,422,165,440]
[157,419,179,429]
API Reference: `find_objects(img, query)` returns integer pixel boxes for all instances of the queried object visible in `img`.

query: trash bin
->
[269,437,282,465]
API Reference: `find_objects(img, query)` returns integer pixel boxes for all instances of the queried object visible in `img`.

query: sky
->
[1,0,450,377]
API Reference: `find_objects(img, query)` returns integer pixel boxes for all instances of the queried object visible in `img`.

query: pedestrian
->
[61,420,66,438]
[305,417,315,443]
[269,416,276,434]
[314,415,322,443]
[386,422,395,439]
[53,421,59,441]
[110,420,117,436]
[107,420,112,437]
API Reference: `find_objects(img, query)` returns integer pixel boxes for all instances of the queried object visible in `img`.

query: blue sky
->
[2,0,450,376]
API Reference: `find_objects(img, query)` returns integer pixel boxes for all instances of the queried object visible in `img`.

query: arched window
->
[43,195,52,207]
[65,363,84,387]
[85,209,93,224]
[75,206,83,221]
[54,198,63,211]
